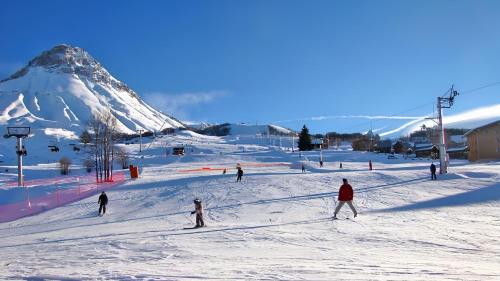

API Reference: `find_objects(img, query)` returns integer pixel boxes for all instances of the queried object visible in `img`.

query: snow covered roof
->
[450,135,466,143]
[414,144,437,152]
[447,146,468,152]
[414,143,433,149]
[311,138,324,144]
[464,120,500,136]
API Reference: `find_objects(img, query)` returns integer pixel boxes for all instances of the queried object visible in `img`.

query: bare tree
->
[87,110,118,182]
[115,146,129,169]
[79,130,91,144]
[59,157,72,175]
[83,159,94,173]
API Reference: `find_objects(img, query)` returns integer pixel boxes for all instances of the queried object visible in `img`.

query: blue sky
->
[1,0,500,134]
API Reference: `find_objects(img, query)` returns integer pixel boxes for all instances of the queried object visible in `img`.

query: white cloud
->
[142,91,228,119]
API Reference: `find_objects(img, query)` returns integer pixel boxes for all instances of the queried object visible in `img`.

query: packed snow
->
[0,132,498,280]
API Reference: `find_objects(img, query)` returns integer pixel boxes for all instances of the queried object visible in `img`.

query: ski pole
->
[183,213,194,224]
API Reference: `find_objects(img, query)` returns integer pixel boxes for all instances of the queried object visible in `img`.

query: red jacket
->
[338,184,354,201]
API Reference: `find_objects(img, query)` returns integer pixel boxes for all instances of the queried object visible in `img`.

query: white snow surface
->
[0,134,499,280]
[227,123,294,135]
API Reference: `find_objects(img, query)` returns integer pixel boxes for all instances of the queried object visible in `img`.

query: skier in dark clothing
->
[190,199,204,227]
[301,164,306,173]
[98,191,108,216]
[430,163,437,180]
[319,160,323,167]
[236,167,243,182]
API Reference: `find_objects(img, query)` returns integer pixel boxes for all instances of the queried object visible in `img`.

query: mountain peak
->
[0,45,185,135]
[2,44,104,83]
[29,44,94,68]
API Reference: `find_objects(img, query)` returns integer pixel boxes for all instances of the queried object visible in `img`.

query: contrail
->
[273,115,422,123]
[378,103,500,137]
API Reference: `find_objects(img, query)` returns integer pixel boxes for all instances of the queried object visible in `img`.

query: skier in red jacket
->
[333,178,358,219]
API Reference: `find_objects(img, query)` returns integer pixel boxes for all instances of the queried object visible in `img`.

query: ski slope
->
[0,134,499,280]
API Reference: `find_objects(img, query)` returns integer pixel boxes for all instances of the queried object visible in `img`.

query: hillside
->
[0,44,183,135]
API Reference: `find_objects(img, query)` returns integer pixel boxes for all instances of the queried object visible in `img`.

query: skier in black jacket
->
[98,191,108,216]
[430,163,437,180]
[236,167,243,182]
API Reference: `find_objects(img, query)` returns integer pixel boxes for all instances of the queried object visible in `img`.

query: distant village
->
[311,120,500,162]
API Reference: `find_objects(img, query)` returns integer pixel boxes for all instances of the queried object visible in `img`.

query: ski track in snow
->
[0,135,499,280]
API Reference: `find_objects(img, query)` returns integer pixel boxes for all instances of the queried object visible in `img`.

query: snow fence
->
[0,171,125,223]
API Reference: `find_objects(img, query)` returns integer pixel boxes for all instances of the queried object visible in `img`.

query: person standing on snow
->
[190,199,204,227]
[369,160,373,171]
[98,191,108,216]
[301,164,306,173]
[236,167,244,182]
[333,178,357,219]
[430,163,437,180]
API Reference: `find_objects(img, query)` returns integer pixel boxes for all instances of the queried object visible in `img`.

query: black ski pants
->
[99,204,106,214]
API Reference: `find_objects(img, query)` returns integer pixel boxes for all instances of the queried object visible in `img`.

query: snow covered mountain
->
[0,44,184,136]
[196,123,296,136]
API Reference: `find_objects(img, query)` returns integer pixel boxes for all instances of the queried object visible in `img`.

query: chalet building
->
[414,143,439,159]
[447,146,468,159]
[464,120,500,161]
[374,140,392,153]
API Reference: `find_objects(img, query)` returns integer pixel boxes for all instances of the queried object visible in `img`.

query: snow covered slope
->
[0,135,499,280]
[0,44,183,135]
[199,123,295,136]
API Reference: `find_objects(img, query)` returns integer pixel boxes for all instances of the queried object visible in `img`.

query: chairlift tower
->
[320,144,323,162]
[137,129,144,152]
[5,127,30,186]
[437,85,459,174]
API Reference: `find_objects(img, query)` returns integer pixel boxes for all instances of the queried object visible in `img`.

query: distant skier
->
[339,162,343,169]
[236,167,244,182]
[333,178,357,219]
[190,199,204,228]
[301,164,306,173]
[319,160,323,167]
[222,168,227,175]
[369,160,373,171]
[98,191,108,216]
[430,163,437,180]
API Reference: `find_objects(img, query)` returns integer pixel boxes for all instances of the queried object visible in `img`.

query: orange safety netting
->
[178,162,302,173]
[0,171,125,223]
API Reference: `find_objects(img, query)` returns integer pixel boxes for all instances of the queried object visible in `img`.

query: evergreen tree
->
[79,130,91,144]
[393,141,404,154]
[298,125,312,151]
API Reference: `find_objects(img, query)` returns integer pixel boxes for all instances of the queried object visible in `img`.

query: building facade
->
[464,120,500,161]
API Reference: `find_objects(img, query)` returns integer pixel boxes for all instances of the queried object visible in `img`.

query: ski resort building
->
[311,138,328,149]
[414,143,439,159]
[464,120,500,161]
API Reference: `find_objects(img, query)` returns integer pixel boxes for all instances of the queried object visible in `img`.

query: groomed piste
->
[0,133,499,280]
